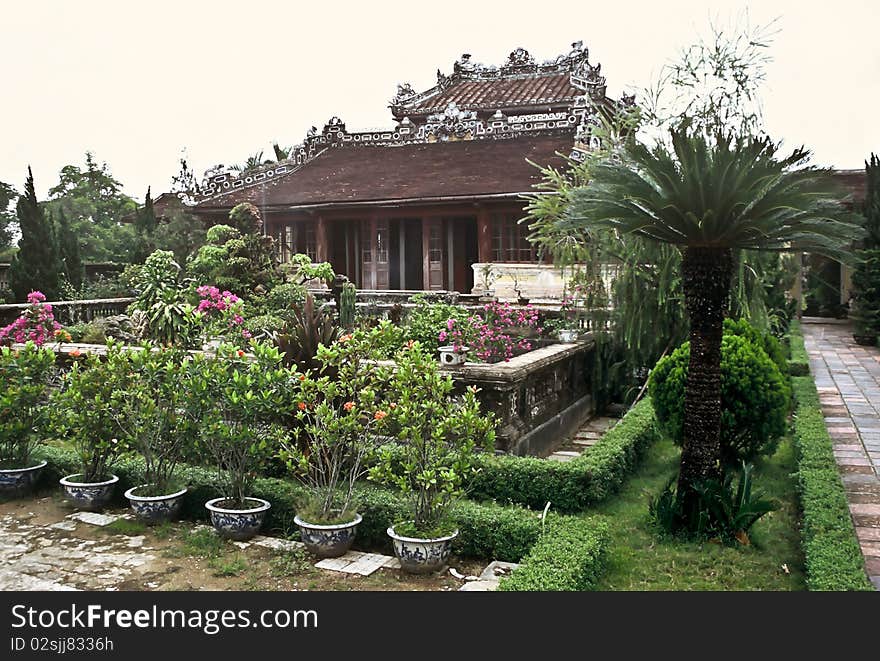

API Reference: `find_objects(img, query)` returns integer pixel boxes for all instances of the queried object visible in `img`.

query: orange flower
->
[298,374,306,381]
[343,401,355,412]
[237,350,245,357]
[389,402,397,409]
[297,402,307,411]
[69,349,82,358]
[405,340,415,349]
[338,334,352,343]
[373,410,387,421]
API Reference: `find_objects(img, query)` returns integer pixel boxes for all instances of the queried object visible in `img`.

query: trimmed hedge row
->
[467,398,658,512]
[790,376,873,590]
[498,516,610,591]
[36,445,561,563]
[787,319,810,376]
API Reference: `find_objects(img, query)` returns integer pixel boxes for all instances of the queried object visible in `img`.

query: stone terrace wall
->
[446,336,596,456]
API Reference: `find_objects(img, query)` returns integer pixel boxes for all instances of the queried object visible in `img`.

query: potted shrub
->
[0,343,55,498]
[52,345,131,510]
[187,342,288,540]
[119,346,192,523]
[279,333,390,558]
[370,343,496,574]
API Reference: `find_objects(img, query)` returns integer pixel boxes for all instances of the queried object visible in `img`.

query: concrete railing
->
[0,298,135,327]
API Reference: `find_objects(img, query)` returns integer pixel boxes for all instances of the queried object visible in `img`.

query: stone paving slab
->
[804,322,880,590]
[315,550,401,575]
[67,511,122,526]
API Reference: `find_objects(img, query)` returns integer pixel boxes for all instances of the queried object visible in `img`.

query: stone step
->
[548,452,579,462]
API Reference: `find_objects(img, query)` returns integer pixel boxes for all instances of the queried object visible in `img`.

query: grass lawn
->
[592,434,806,591]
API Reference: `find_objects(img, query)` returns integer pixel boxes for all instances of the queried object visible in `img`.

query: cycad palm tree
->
[566,127,863,511]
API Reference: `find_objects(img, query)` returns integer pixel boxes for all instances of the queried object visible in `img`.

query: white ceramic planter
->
[205,497,270,541]
[557,329,578,342]
[438,345,468,367]
[295,513,362,558]
[60,474,119,511]
[387,524,459,574]
[125,485,188,523]
[0,460,47,498]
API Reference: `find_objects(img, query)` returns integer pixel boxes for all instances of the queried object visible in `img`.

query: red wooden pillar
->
[315,215,328,263]
[476,207,492,264]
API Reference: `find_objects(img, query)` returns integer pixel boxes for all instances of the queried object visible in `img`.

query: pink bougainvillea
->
[193,285,252,345]
[0,291,69,347]
[443,301,541,362]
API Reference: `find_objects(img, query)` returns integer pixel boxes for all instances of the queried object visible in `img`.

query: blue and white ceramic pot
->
[124,485,188,524]
[387,524,459,574]
[294,513,362,558]
[0,460,48,498]
[60,474,119,511]
[205,497,270,541]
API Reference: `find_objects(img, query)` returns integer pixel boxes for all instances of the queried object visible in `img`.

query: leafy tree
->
[55,207,84,290]
[272,143,294,162]
[850,153,880,339]
[188,205,278,295]
[8,169,63,301]
[230,151,271,174]
[566,126,862,515]
[170,157,203,206]
[0,180,18,260]
[44,152,137,263]
[161,204,206,268]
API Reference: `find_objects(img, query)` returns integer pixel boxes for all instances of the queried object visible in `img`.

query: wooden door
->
[423,218,445,290]
[360,219,390,289]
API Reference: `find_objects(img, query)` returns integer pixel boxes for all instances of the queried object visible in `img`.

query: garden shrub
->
[787,319,810,376]
[402,296,471,354]
[723,317,788,381]
[466,398,657,512]
[649,331,788,466]
[498,516,610,591]
[791,374,873,590]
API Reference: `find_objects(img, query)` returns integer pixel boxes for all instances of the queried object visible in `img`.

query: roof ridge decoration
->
[192,40,622,203]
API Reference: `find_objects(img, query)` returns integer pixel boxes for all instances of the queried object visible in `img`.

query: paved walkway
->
[802,321,880,589]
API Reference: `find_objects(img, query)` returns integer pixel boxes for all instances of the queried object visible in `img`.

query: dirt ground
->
[0,493,487,592]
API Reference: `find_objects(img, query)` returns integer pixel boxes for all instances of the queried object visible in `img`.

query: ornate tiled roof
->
[195,134,573,210]
[390,42,609,118]
[191,41,633,208]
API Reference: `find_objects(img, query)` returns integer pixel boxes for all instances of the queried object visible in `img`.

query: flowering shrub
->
[183,341,289,507]
[443,302,542,362]
[278,329,393,524]
[50,341,133,482]
[0,291,69,347]
[369,342,496,536]
[193,285,252,347]
[0,343,56,469]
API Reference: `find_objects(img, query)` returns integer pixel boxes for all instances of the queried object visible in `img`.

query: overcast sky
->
[1,0,878,200]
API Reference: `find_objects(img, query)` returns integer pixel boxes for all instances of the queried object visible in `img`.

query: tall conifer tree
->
[8,168,63,302]
[56,207,83,290]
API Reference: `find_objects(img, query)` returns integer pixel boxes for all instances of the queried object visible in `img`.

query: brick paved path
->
[803,321,880,589]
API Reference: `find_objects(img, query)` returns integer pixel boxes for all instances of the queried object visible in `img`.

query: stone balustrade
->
[0,298,135,327]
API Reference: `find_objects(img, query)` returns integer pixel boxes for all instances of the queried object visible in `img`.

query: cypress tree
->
[56,207,83,290]
[135,186,158,236]
[8,168,63,302]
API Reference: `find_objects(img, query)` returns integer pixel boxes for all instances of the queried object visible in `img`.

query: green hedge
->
[498,516,610,591]
[787,319,810,376]
[790,376,873,590]
[36,445,548,562]
[467,398,658,512]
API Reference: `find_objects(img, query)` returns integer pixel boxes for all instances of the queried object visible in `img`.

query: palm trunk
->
[677,246,732,512]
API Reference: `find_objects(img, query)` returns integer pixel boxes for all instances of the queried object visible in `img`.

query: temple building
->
[191,42,632,297]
